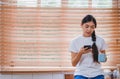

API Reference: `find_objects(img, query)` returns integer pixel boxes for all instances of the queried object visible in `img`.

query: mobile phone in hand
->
[84,45,92,50]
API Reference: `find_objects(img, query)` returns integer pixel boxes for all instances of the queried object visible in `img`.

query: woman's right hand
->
[71,47,92,66]
[79,47,92,54]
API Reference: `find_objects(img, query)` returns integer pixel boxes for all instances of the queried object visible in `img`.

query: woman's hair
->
[81,15,99,63]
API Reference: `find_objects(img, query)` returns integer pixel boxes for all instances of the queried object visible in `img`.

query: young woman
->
[69,15,107,79]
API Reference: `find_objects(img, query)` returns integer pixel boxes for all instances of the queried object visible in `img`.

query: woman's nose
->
[87,27,91,31]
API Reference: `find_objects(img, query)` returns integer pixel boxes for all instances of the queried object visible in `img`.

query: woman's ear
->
[81,23,83,28]
[80,22,82,26]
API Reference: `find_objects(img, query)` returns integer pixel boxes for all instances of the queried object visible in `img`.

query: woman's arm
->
[71,47,92,66]
[71,51,83,66]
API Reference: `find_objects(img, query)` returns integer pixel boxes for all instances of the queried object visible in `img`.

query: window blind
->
[0,0,120,72]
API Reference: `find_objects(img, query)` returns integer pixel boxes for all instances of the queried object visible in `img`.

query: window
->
[68,0,112,8]
[0,0,120,72]
[41,0,61,7]
[92,0,112,8]
[17,0,37,7]
[68,0,89,8]
[17,0,61,7]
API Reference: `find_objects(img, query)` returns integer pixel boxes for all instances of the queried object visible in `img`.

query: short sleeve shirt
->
[69,35,107,77]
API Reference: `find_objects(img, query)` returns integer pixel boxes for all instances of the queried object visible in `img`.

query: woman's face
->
[81,21,95,37]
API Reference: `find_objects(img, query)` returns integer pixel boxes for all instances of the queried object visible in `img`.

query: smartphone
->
[84,45,92,50]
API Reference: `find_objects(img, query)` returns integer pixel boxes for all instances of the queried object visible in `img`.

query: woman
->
[69,15,107,79]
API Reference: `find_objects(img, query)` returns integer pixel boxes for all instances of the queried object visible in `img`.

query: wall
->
[0,72,65,79]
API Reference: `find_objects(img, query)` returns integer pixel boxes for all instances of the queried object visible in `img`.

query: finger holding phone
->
[80,45,92,54]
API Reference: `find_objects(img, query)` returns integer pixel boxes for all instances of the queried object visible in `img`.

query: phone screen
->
[84,45,92,49]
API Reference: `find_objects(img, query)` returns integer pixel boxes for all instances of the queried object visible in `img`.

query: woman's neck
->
[82,34,91,37]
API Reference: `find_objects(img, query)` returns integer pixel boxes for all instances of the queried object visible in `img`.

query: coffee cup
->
[98,53,106,62]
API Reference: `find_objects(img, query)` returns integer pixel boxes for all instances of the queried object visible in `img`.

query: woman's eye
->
[85,26,89,28]
[91,26,95,29]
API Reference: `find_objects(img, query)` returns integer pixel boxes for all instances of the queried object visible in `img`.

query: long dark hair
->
[81,15,99,63]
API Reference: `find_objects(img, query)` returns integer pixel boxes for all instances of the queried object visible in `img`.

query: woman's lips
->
[86,32,91,34]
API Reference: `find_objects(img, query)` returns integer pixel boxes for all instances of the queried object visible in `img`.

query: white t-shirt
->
[69,35,107,77]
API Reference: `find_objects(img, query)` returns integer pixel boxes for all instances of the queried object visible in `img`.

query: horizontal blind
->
[0,0,2,71]
[0,0,120,72]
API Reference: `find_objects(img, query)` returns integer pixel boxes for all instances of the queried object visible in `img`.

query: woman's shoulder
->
[71,35,82,41]
[96,35,105,41]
